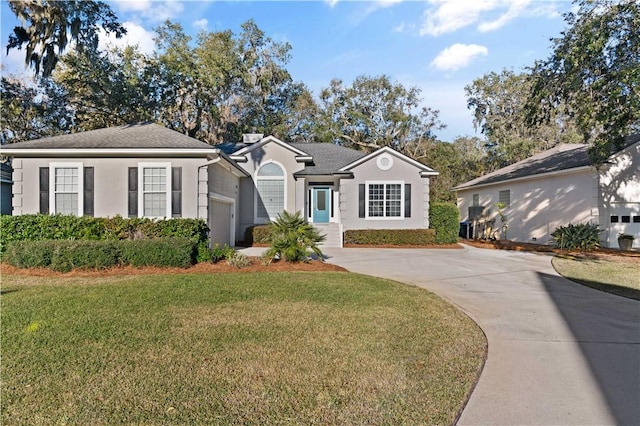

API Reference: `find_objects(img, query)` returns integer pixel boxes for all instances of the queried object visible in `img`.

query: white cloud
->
[193,18,208,31]
[326,0,339,8]
[377,0,403,8]
[394,22,406,33]
[478,0,530,32]
[98,22,156,55]
[430,43,488,71]
[420,0,560,36]
[0,46,31,78]
[113,0,184,23]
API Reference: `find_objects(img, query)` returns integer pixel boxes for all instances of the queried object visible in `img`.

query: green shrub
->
[429,203,460,244]
[551,223,602,251]
[50,241,120,273]
[3,240,55,268]
[343,229,437,245]
[196,243,236,263]
[244,225,271,245]
[0,215,209,257]
[4,240,120,271]
[226,252,250,268]
[118,238,194,268]
[264,211,325,262]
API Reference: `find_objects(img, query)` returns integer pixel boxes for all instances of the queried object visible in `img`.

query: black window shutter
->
[330,189,334,218]
[39,167,49,214]
[308,189,312,218]
[404,183,411,218]
[358,184,366,218]
[83,167,94,216]
[172,167,182,218]
[128,167,138,217]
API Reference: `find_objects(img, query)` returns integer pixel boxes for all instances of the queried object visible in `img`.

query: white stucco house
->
[454,135,640,248]
[0,123,438,247]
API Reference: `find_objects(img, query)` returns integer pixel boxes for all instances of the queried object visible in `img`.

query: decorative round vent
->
[376,153,394,170]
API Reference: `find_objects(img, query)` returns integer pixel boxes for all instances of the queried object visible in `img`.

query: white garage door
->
[609,205,640,249]
[210,199,233,246]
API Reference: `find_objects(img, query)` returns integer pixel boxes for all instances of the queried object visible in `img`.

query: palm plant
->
[264,211,326,262]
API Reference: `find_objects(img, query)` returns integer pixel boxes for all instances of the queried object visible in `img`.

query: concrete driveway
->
[323,245,640,425]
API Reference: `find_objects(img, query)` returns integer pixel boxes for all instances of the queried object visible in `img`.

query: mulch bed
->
[462,239,640,263]
[1,258,347,278]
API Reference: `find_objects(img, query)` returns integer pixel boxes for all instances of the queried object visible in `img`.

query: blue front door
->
[313,187,330,223]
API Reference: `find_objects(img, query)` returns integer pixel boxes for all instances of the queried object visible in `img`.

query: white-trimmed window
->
[255,162,285,220]
[50,162,83,216]
[138,163,171,218]
[366,181,403,218]
[498,190,511,207]
[472,193,479,206]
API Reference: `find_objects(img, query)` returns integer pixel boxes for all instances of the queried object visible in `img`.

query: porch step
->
[314,223,342,248]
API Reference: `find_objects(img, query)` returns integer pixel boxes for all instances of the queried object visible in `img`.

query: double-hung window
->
[366,181,403,218]
[50,162,83,216]
[138,163,171,218]
[255,162,285,221]
[498,190,511,207]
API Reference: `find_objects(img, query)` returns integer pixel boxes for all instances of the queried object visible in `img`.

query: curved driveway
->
[323,245,640,425]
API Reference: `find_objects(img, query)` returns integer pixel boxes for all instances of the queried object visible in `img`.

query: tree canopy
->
[7,0,125,78]
[527,0,640,163]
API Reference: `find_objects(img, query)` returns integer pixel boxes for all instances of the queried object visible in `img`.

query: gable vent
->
[243,134,264,144]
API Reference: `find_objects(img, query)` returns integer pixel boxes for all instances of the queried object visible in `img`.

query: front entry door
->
[312,187,330,223]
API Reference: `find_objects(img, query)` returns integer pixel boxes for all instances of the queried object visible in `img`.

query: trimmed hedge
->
[343,229,437,246]
[0,214,209,256]
[244,225,271,245]
[429,203,460,244]
[3,238,194,272]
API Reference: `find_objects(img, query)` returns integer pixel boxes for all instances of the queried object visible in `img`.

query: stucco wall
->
[11,157,209,219]
[236,142,306,236]
[457,168,599,244]
[340,151,430,231]
[599,142,640,248]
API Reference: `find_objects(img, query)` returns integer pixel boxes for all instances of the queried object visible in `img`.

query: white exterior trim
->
[137,162,172,219]
[253,160,287,223]
[232,135,311,158]
[340,146,438,175]
[0,148,217,157]
[49,162,83,216]
[365,180,405,220]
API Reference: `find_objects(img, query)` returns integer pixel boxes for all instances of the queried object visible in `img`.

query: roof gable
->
[339,146,438,176]
[230,135,311,159]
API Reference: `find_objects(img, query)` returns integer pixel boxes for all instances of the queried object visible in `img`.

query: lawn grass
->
[1,272,485,425]
[552,255,640,300]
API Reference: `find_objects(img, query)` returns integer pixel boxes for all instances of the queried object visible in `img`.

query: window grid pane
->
[55,193,78,215]
[142,167,167,217]
[257,180,284,219]
[55,168,78,192]
[368,183,402,218]
[499,190,510,206]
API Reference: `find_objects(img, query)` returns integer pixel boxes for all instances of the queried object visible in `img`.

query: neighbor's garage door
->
[609,205,640,248]
[210,199,232,246]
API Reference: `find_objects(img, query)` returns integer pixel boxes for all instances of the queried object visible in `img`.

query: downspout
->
[196,154,221,220]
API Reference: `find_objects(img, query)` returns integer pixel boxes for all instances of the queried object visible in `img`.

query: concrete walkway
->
[321,245,640,425]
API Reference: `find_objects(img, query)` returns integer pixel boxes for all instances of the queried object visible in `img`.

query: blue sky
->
[1,0,573,142]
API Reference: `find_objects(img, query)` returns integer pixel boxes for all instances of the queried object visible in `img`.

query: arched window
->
[256,162,285,220]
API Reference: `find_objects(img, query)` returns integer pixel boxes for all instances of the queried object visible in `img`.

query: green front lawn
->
[1,272,485,425]
[552,254,640,300]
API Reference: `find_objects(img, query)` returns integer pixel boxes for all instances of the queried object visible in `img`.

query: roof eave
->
[453,165,594,191]
[0,148,218,158]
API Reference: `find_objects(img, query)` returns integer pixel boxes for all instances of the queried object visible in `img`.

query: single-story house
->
[0,123,438,247]
[454,134,640,248]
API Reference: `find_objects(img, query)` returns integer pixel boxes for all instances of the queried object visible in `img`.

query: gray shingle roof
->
[454,134,640,190]
[1,123,215,150]
[216,141,367,175]
[290,143,367,175]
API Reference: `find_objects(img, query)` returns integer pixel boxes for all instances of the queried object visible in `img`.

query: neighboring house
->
[454,135,640,248]
[1,162,12,215]
[0,123,438,247]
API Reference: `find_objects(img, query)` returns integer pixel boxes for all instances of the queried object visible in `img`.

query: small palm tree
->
[264,211,326,262]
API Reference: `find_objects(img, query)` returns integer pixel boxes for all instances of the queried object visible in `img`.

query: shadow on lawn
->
[538,272,640,425]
